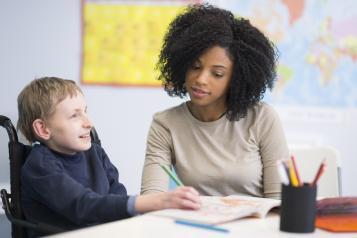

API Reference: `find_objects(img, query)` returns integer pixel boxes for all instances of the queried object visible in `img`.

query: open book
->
[150,195,280,225]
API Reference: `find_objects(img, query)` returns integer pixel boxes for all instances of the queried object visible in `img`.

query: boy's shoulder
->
[86,142,105,156]
[29,142,103,155]
[25,142,107,166]
[28,143,55,159]
[23,144,62,174]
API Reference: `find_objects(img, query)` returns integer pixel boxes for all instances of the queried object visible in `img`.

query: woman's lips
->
[191,87,209,98]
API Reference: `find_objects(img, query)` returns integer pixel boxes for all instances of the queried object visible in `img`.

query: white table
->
[47,213,357,238]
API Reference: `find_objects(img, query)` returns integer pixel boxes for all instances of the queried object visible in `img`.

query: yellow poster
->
[81,1,186,87]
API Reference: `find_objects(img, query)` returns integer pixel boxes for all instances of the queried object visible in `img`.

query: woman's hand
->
[135,186,201,214]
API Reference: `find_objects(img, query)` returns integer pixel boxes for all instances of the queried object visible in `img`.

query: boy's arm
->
[98,145,127,195]
[135,186,201,213]
[95,144,201,215]
[97,145,139,216]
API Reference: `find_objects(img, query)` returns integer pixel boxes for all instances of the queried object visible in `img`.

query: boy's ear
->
[32,119,51,141]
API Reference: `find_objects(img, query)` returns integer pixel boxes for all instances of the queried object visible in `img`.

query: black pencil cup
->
[280,183,317,233]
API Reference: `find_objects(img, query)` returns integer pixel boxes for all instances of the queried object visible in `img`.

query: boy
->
[17,77,200,237]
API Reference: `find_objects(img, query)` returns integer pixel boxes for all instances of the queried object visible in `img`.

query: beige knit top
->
[141,102,289,199]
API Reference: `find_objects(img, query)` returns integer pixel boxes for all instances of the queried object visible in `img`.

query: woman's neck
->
[187,101,226,122]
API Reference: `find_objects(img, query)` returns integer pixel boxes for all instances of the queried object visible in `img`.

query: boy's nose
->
[83,116,92,129]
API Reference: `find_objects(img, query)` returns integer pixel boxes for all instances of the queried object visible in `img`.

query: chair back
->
[90,127,101,146]
[1,115,30,238]
[289,145,341,198]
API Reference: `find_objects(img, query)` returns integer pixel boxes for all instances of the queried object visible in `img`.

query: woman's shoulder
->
[240,102,281,128]
[249,102,279,118]
[153,102,186,121]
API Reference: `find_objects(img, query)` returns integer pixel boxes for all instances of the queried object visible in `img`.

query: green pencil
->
[160,164,184,186]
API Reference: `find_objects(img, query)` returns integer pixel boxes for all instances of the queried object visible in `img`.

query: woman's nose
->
[195,70,208,85]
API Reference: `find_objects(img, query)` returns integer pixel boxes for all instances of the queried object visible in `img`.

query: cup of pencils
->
[278,156,325,233]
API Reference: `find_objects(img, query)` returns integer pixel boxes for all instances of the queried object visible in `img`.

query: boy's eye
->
[70,113,79,118]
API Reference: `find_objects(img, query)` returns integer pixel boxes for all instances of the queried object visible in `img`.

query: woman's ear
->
[32,119,51,141]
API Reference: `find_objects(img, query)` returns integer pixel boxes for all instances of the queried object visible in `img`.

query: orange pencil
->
[311,158,327,186]
[290,155,302,186]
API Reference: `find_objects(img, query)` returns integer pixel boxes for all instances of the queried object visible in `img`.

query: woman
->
[141,4,289,199]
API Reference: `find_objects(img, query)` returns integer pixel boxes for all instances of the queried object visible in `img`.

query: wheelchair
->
[0,115,101,238]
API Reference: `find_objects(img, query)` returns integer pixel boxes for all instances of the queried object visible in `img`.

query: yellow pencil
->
[288,160,299,187]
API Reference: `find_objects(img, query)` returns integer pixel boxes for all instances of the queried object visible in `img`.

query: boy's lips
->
[79,134,90,139]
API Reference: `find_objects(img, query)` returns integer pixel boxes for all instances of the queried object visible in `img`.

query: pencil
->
[160,164,184,186]
[288,159,299,187]
[175,219,229,233]
[281,160,291,184]
[290,155,302,186]
[277,160,289,185]
[311,158,326,186]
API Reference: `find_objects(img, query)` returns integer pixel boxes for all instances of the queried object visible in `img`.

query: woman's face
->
[185,46,233,111]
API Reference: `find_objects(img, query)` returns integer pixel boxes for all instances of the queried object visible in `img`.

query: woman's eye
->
[214,72,224,78]
[191,65,200,70]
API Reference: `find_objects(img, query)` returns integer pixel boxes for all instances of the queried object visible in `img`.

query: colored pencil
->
[277,160,290,185]
[311,158,326,186]
[160,164,183,186]
[175,219,229,233]
[290,155,302,186]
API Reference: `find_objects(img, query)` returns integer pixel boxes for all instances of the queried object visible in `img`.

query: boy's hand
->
[135,186,201,213]
[161,186,201,210]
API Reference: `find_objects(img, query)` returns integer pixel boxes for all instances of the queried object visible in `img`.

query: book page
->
[150,195,280,225]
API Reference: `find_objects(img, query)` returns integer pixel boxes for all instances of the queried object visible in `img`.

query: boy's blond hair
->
[17,77,83,142]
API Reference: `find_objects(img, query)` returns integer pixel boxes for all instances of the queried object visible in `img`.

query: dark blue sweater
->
[21,143,130,237]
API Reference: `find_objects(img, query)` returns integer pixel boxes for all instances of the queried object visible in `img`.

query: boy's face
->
[44,92,92,155]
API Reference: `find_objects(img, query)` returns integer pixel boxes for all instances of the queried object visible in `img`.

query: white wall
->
[0,0,356,196]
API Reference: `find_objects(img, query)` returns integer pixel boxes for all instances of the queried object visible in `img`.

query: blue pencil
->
[175,219,229,233]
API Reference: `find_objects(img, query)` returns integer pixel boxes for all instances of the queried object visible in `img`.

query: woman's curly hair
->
[157,4,278,121]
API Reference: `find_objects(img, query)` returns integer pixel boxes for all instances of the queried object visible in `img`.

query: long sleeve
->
[21,144,130,230]
[141,117,172,194]
[255,104,289,199]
